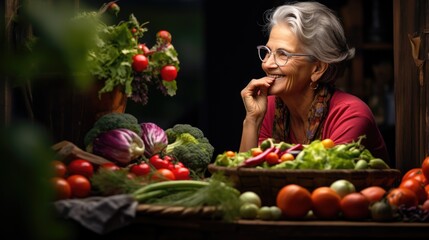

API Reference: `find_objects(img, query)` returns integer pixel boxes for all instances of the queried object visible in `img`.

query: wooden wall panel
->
[394,0,429,173]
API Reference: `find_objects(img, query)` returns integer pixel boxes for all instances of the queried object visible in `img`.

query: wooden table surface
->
[76,213,429,240]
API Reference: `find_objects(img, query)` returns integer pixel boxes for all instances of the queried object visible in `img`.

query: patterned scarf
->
[272,84,333,144]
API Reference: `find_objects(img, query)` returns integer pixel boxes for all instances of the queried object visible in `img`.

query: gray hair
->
[264,1,355,83]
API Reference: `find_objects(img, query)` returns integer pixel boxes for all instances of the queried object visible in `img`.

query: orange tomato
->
[52,160,67,178]
[321,138,335,149]
[280,153,295,162]
[422,156,429,183]
[251,148,263,157]
[151,168,176,181]
[360,186,386,203]
[265,152,280,165]
[340,192,370,220]
[399,178,427,204]
[225,151,236,158]
[386,187,418,208]
[311,187,341,219]
[276,184,312,219]
[51,177,71,200]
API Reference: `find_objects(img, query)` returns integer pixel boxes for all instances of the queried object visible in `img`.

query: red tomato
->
[52,177,71,200]
[99,162,121,171]
[172,167,190,180]
[160,65,177,82]
[311,187,341,219]
[67,175,91,198]
[138,43,153,56]
[130,162,151,176]
[340,192,370,220]
[52,160,67,177]
[265,152,280,165]
[386,187,418,208]
[151,168,176,181]
[251,148,263,157]
[399,178,427,204]
[276,184,312,219]
[107,2,120,15]
[360,186,386,203]
[68,159,94,178]
[422,156,429,183]
[132,54,149,72]
[156,30,172,44]
[163,155,173,162]
[402,168,427,185]
[149,155,170,169]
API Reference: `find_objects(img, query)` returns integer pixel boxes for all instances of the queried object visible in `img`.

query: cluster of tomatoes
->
[107,2,178,82]
[274,156,429,221]
[51,155,191,200]
[126,154,190,181]
[391,156,429,209]
[51,159,94,200]
[132,30,177,82]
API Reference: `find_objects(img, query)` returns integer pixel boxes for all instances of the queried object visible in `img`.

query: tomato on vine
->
[149,154,170,169]
[130,162,151,176]
[107,2,120,16]
[156,30,172,45]
[138,43,153,56]
[152,168,176,181]
[172,167,190,180]
[99,162,121,171]
[160,65,177,81]
[132,54,149,72]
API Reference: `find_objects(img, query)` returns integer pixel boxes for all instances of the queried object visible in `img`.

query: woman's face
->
[263,24,316,97]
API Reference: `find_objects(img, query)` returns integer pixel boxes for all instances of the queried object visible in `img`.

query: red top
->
[259,90,390,162]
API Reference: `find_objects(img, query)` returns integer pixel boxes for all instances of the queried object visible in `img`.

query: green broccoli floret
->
[165,133,198,153]
[165,124,205,143]
[84,112,142,147]
[164,124,214,177]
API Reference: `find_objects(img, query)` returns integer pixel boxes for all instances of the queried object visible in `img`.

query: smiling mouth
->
[267,74,285,79]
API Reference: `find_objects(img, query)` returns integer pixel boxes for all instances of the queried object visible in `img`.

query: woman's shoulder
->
[328,89,375,119]
[331,89,369,109]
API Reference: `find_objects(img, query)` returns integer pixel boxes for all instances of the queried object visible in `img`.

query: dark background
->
[9,0,393,161]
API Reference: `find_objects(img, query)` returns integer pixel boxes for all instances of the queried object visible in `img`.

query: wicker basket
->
[208,164,401,206]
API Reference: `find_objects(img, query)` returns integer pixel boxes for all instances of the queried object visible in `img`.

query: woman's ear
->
[311,61,329,81]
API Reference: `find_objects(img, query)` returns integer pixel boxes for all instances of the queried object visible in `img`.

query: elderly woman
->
[239,1,389,162]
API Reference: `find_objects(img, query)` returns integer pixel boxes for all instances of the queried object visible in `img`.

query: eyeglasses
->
[257,45,314,66]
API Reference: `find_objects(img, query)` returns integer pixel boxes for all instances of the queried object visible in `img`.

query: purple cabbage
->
[92,128,145,165]
[140,122,168,157]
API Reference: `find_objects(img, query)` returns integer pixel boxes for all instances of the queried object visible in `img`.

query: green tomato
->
[240,203,259,219]
[257,206,272,220]
[239,191,262,208]
[330,179,356,198]
[269,206,282,220]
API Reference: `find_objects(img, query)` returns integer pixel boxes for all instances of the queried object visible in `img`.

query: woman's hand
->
[241,77,275,122]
